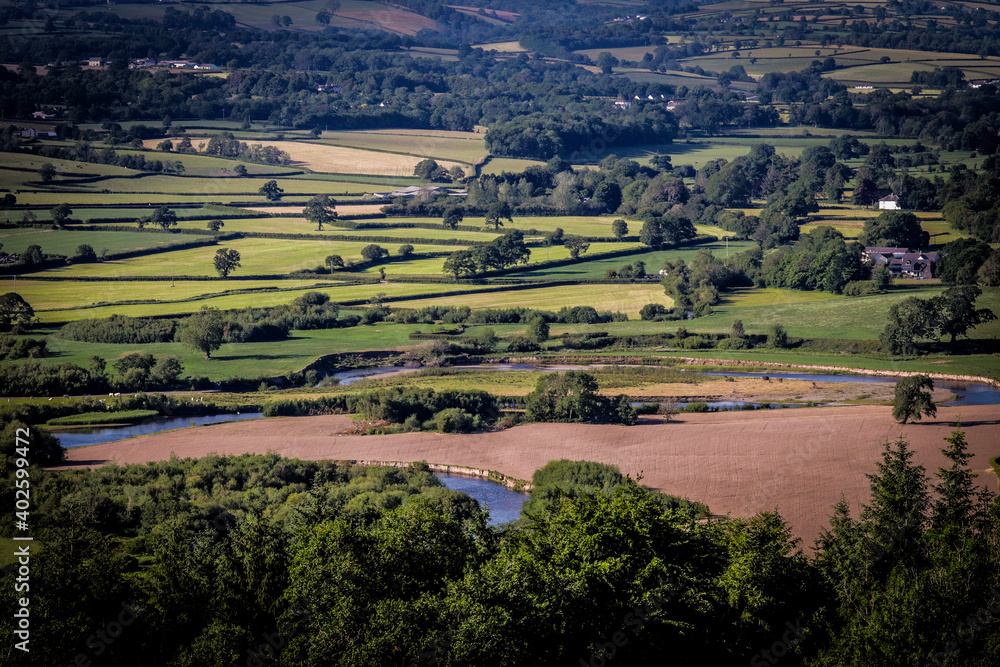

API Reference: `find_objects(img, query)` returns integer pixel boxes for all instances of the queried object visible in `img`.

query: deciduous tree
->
[893,374,936,424]
[303,194,337,231]
[258,180,284,201]
[213,247,242,277]
[179,307,225,359]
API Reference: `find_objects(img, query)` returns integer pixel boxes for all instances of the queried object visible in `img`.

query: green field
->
[511,241,756,279]
[13,278,355,311]
[0,227,206,256]
[36,324,428,379]
[39,237,462,278]
[45,174,371,195]
[174,217,503,240]
[118,149,300,176]
[690,286,1000,341]
[23,281,488,322]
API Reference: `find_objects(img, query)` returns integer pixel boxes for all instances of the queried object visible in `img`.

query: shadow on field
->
[928,419,1000,427]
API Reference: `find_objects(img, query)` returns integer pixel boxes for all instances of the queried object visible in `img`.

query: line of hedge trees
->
[56,293,352,345]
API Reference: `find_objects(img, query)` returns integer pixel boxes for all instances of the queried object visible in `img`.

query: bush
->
[430,408,475,433]
[58,315,176,344]
[0,361,106,396]
[0,336,47,359]
[842,280,880,297]
[507,336,541,353]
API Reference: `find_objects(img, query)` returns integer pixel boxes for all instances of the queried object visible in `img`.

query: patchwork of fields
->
[1,106,995,382]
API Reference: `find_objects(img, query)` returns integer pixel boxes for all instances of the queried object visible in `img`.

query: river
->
[331,364,1000,407]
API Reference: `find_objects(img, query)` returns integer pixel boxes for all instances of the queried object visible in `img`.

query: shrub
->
[0,336,47,359]
[430,408,475,433]
[843,280,880,297]
[507,336,541,353]
[58,315,176,344]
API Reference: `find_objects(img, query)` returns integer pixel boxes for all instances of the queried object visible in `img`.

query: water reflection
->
[436,473,527,526]
[55,413,263,449]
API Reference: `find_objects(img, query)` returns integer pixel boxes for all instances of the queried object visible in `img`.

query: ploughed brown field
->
[63,405,1000,543]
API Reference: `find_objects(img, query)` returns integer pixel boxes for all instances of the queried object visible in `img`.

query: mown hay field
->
[258,141,464,176]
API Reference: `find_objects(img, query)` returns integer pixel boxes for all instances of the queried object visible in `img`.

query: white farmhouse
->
[878,194,900,210]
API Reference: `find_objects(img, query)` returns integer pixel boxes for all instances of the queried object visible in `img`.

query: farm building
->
[373,185,466,199]
[863,247,939,279]
[878,194,901,210]
[19,128,57,138]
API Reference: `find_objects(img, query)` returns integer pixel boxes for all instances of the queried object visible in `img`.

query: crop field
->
[389,282,673,314]
[0,227,203,256]
[247,141,464,176]
[512,241,757,279]
[316,130,487,164]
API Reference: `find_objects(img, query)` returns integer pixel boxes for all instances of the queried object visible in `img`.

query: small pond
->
[436,473,528,526]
